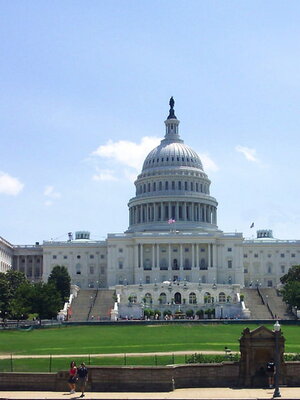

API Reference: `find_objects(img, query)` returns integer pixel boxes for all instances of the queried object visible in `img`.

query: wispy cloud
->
[92,169,118,181]
[0,171,24,195]
[44,185,61,206]
[92,136,161,171]
[235,145,259,163]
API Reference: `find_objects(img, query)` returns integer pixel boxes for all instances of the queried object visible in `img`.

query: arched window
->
[144,293,152,305]
[174,292,182,304]
[189,292,197,304]
[219,292,226,303]
[172,259,178,270]
[204,292,211,303]
[129,294,137,304]
[159,292,167,305]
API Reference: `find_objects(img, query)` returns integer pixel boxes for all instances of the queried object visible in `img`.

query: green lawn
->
[0,323,300,356]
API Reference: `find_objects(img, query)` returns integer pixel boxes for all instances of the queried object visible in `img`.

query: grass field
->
[0,323,300,356]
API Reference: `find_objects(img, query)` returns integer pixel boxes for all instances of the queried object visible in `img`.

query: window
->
[100,254,105,259]
[227,260,232,269]
[254,254,258,258]
[200,258,206,270]
[280,253,285,258]
[268,280,273,287]
[53,255,57,260]
[291,253,296,258]
[244,254,248,258]
[219,292,226,303]
[76,263,81,275]
[201,248,205,252]
[189,292,197,304]
[184,247,189,252]
[77,255,81,259]
[281,265,285,273]
[159,293,167,304]
[244,268,248,273]
[165,181,169,190]
[227,248,232,252]
[178,181,182,190]
[145,276,150,284]
[90,266,94,274]
[90,254,94,259]
[184,258,191,270]
[184,182,188,190]
[119,248,123,253]
[63,255,68,259]
[172,181,175,190]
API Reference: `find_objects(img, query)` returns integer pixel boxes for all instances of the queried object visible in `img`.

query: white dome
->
[142,139,204,172]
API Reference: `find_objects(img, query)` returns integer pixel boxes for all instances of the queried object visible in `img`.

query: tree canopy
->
[47,265,71,305]
[280,265,300,308]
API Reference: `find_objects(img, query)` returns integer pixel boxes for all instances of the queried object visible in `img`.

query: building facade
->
[3,99,300,313]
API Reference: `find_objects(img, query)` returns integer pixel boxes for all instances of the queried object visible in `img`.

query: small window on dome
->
[171,157,174,161]
[178,181,182,190]
[161,158,164,162]
[177,157,180,161]
[182,157,184,161]
[166,157,169,161]
[152,159,155,163]
[187,158,189,161]
[157,158,159,162]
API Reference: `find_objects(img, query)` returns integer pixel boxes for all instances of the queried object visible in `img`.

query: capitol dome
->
[127,98,218,233]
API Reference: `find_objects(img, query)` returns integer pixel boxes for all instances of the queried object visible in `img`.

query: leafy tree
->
[5,270,27,294]
[0,273,10,313]
[48,265,71,305]
[29,282,62,320]
[280,265,300,284]
[280,265,300,308]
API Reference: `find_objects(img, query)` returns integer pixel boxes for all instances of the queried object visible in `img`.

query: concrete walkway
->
[0,387,300,399]
[0,351,234,360]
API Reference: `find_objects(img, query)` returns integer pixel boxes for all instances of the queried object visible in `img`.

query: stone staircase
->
[260,288,294,320]
[241,288,272,319]
[88,289,115,321]
[69,289,97,322]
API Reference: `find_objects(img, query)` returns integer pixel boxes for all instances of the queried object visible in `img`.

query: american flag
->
[168,219,176,224]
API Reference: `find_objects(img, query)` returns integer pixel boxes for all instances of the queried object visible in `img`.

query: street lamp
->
[273,321,281,398]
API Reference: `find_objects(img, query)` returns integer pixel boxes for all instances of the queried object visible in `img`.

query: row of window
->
[244,253,296,258]
[52,254,105,260]
[138,180,209,195]
[144,155,196,165]
[129,291,232,305]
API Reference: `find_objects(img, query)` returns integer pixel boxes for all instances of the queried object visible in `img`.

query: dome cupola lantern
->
[164,97,180,141]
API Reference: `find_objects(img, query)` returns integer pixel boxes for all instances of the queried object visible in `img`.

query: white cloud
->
[44,186,61,206]
[92,170,118,181]
[0,171,24,195]
[199,153,219,172]
[235,145,259,163]
[92,136,161,170]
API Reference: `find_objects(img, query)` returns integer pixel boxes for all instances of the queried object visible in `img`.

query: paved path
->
[0,387,300,399]
[0,350,234,360]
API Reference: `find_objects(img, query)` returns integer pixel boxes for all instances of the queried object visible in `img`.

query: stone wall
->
[1,362,300,392]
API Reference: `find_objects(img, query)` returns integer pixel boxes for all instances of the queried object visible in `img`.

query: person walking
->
[77,362,88,397]
[68,361,77,394]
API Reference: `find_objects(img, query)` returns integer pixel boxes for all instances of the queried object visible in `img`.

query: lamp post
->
[273,321,281,398]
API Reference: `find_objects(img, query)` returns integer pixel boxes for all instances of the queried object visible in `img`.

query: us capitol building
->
[1,98,300,318]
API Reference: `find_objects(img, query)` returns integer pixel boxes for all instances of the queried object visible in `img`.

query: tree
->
[29,282,62,320]
[0,273,10,313]
[280,265,300,284]
[280,265,300,308]
[48,265,71,305]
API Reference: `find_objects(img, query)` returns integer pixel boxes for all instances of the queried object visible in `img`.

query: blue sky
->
[1,1,300,244]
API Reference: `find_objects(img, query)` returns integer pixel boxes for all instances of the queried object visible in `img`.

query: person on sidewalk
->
[77,362,88,397]
[266,359,275,388]
[68,361,77,394]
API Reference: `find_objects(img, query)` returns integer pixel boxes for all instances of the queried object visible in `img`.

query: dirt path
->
[0,350,234,360]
